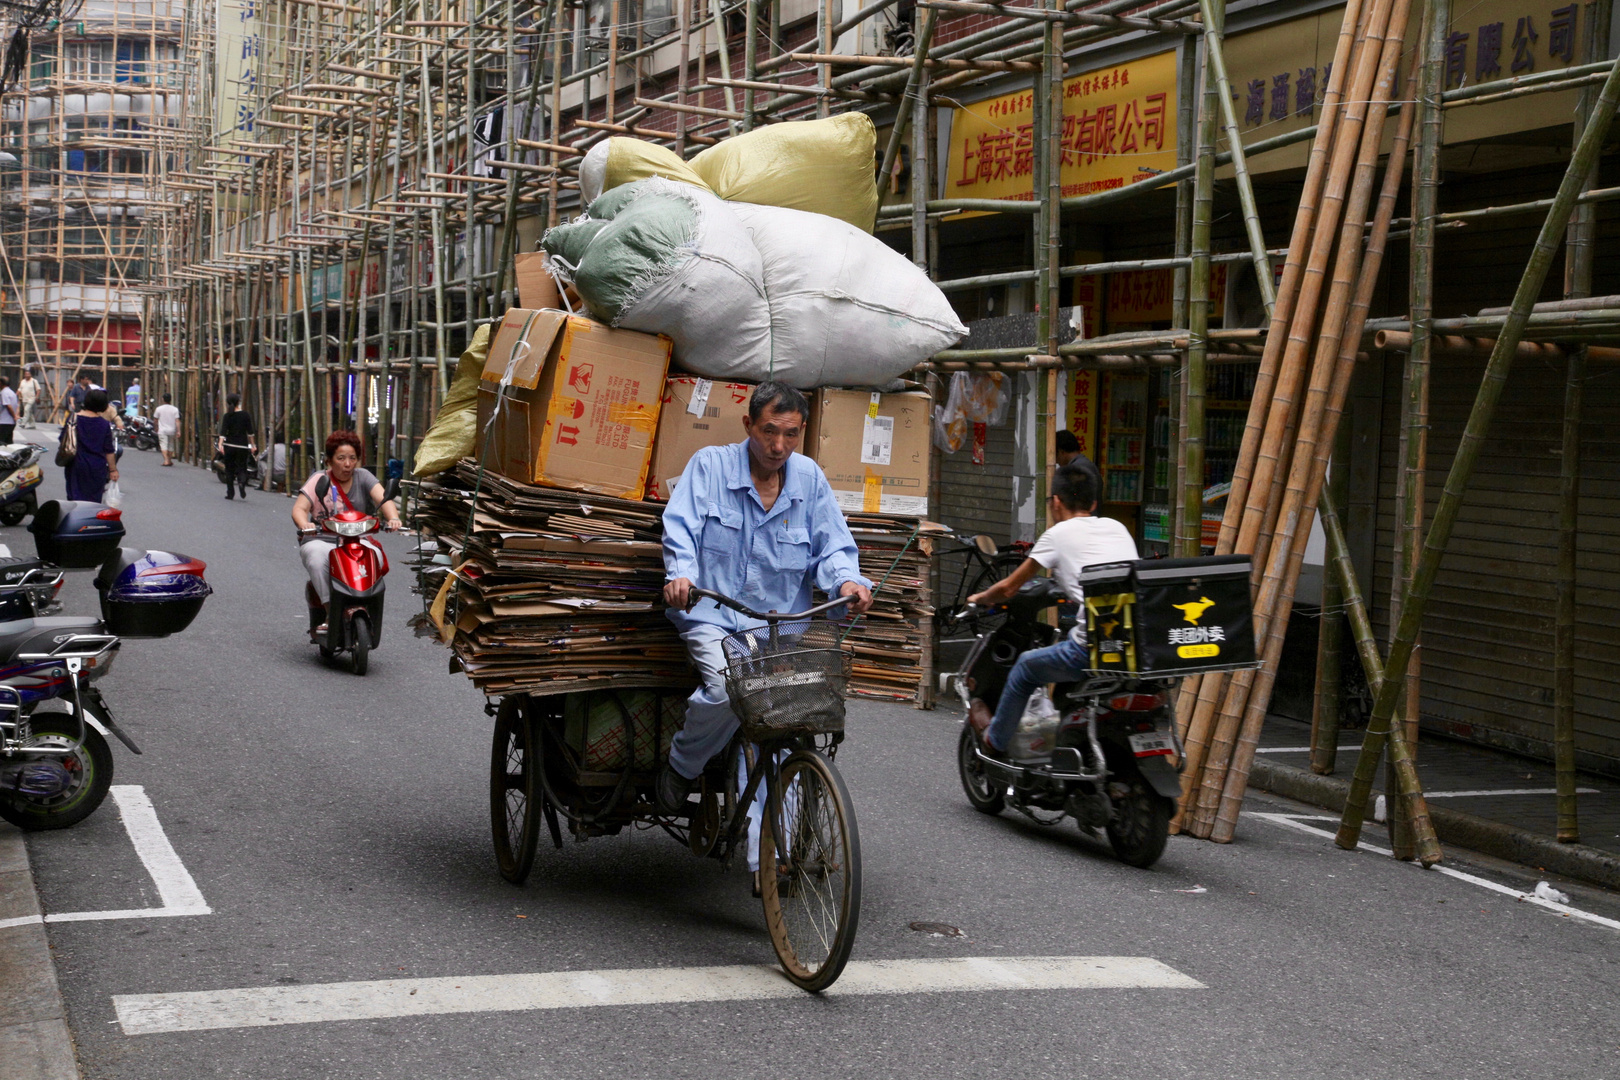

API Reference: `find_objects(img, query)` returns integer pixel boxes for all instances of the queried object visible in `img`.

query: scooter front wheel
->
[350,616,371,676]
[0,499,30,526]
[0,712,114,831]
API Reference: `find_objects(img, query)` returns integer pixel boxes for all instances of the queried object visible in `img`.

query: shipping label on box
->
[806,389,931,517]
[646,377,754,501]
[476,308,672,499]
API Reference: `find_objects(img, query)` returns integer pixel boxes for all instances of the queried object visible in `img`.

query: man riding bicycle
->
[658,381,873,816]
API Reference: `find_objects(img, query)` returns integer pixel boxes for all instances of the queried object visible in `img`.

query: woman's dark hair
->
[226,393,241,409]
[83,389,109,414]
[1052,457,1102,512]
[324,430,363,462]
[748,381,810,423]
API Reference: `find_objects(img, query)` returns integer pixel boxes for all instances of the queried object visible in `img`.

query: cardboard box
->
[513,252,563,310]
[805,389,931,517]
[476,308,672,499]
[646,377,755,500]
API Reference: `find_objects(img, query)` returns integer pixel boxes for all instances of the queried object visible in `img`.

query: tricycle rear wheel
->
[490,696,542,884]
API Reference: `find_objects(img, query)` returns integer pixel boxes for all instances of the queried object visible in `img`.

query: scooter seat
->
[0,616,108,667]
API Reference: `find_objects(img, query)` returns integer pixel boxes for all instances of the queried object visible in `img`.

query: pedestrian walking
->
[0,378,19,445]
[17,370,38,428]
[154,392,180,466]
[124,378,141,418]
[61,388,119,502]
[217,393,256,500]
[66,374,91,417]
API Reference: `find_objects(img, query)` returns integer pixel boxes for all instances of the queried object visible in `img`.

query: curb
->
[0,822,80,1080]
[1248,759,1620,892]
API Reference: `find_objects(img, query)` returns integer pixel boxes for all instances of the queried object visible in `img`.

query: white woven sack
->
[729,202,967,388]
[610,178,773,380]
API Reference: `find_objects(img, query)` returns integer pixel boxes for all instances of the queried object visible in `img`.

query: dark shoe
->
[224,492,234,500]
[655,764,693,816]
[238,487,247,499]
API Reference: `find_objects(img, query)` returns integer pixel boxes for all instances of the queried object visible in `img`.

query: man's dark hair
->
[1052,457,1102,512]
[77,374,91,384]
[162,393,172,403]
[83,388,109,414]
[226,393,241,409]
[748,381,810,423]
[0,377,10,389]
[1054,429,1080,454]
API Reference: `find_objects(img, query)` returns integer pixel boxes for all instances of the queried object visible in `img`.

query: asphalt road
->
[13,434,1620,1080]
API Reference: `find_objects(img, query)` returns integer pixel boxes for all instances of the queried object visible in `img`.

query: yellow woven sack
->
[411,322,492,477]
[690,113,879,232]
[581,137,712,204]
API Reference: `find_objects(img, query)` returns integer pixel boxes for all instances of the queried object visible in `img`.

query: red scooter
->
[303,509,392,675]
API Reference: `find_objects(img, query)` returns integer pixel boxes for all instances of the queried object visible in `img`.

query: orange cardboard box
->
[646,377,755,501]
[514,252,564,310]
[476,308,672,499]
[805,388,931,517]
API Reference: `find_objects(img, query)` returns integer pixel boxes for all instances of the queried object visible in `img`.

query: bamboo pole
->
[1310,418,1350,775]
[1195,0,1274,315]
[1338,54,1620,852]
[877,10,938,199]
[1552,0,1609,844]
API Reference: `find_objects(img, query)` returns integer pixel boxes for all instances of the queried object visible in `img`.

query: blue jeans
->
[987,636,1088,752]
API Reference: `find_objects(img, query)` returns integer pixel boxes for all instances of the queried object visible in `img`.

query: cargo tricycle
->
[487,588,862,993]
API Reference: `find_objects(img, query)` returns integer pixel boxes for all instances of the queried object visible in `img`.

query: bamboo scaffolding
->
[1337,54,1620,851]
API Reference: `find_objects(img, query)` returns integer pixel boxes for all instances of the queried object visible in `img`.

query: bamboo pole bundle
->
[1190,0,1415,841]
[1173,0,1375,827]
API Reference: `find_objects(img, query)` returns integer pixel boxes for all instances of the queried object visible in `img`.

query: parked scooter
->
[302,507,394,675]
[0,443,45,526]
[0,514,212,829]
[950,577,1185,868]
[125,414,160,452]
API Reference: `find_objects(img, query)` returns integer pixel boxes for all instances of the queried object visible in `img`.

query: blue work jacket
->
[662,439,872,634]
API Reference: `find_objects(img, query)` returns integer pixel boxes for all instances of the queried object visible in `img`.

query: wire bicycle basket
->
[721,619,852,741]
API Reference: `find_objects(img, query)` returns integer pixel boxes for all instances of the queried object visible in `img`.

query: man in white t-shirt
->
[153,393,181,467]
[967,458,1139,758]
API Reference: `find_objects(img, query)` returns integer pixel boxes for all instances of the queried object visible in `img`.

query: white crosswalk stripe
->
[114,956,1204,1035]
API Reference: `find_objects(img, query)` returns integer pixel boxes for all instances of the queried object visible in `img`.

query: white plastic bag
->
[1008,688,1060,763]
[729,202,966,387]
[103,481,124,509]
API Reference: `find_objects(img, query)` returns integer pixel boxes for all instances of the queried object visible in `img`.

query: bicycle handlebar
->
[685,587,854,622]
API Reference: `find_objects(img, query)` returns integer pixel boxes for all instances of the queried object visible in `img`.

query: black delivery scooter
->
[950,575,1188,868]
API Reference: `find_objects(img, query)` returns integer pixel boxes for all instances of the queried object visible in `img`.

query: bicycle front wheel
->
[759,749,862,992]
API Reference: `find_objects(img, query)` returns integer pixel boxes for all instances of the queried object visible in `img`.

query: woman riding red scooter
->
[291,431,402,672]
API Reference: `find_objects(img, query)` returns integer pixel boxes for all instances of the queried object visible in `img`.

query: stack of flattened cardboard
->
[840,514,944,705]
[410,462,697,698]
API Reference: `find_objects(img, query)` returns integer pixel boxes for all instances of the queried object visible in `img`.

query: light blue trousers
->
[669,623,772,872]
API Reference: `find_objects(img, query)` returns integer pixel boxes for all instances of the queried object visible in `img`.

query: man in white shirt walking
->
[17,371,38,428]
[153,393,180,467]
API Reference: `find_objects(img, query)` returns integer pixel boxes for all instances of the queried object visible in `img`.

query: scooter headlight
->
[328,516,377,537]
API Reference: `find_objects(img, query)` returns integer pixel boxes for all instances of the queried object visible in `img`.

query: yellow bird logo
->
[1100,618,1120,638]
[1173,597,1216,624]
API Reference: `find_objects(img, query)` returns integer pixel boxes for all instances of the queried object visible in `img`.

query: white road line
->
[113,956,1205,1035]
[1253,746,1364,754]
[105,786,209,914]
[1415,787,1602,798]
[0,786,209,930]
[1250,812,1620,932]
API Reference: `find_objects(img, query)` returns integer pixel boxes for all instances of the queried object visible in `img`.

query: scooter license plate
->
[1129,731,1175,757]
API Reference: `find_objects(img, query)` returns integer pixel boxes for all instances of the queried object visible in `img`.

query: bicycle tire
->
[490,696,542,884]
[959,553,1024,635]
[759,749,861,993]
